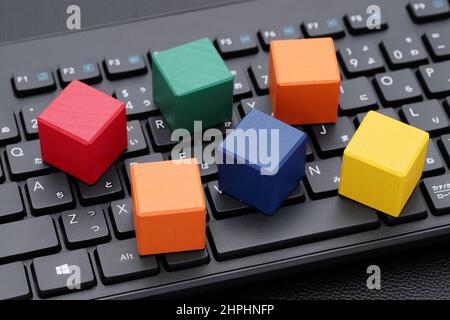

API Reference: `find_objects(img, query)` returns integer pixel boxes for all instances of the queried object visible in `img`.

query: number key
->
[230,68,252,101]
[0,111,20,146]
[381,35,428,69]
[248,62,269,95]
[20,103,47,139]
[115,83,156,119]
[338,43,385,78]
[423,30,450,61]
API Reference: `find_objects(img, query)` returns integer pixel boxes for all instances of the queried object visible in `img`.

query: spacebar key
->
[0,216,60,263]
[208,197,380,260]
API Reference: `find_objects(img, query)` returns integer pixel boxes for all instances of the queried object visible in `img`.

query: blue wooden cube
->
[217,109,307,215]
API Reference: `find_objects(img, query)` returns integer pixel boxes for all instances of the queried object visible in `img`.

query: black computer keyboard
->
[0,0,450,300]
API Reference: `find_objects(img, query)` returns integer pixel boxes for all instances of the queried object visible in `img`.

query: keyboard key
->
[110,198,135,239]
[422,173,450,215]
[208,197,379,260]
[147,116,178,151]
[171,144,218,181]
[77,166,124,206]
[423,30,450,61]
[58,62,102,87]
[103,54,147,80]
[239,96,272,116]
[401,100,449,136]
[6,140,51,180]
[96,239,159,284]
[215,33,259,58]
[339,77,378,115]
[382,188,427,225]
[423,140,445,177]
[438,133,450,165]
[33,249,96,298]
[123,120,149,158]
[248,62,269,95]
[12,69,56,97]
[310,117,355,157]
[374,70,423,107]
[0,182,24,223]
[418,61,450,98]
[2,263,29,301]
[0,262,31,300]
[207,181,251,218]
[20,103,47,139]
[0,111,20,146]
[354,108,399,127]
[344,10,388,34]
[305,157,341,199]
[408,0,450,23]
[27,172,74,215]
[258,25,301,50]
[164,248,209,271]
[115,83,157,119]
[338,43,385,78]
[230,68,252,101]
[302,17,345,38]
[0,161,3,183]
[381,35,428,69]
[60,206,110,249]
[123,153,164,187]
[0,216,60,264]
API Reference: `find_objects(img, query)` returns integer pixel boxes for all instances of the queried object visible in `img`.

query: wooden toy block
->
[269,38,341,125]
[218,109,307,215]
[38,80,126,185]
[338,111,429,217]
[130,159,206,255]
[152,38,233,132]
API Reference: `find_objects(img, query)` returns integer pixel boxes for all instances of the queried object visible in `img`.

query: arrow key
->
[400,99,449,136]
[60,206,110,249]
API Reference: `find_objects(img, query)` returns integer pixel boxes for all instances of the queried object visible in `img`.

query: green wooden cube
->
[152,38,233,132]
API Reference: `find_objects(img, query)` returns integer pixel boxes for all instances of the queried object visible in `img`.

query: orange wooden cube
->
[130,159,206,255]
[269,38,341,125]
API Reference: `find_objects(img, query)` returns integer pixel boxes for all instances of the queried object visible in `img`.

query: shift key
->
[0,216,60,263]
[208,197,380,260]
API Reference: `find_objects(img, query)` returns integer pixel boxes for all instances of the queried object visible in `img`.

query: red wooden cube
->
[38,80,127,185]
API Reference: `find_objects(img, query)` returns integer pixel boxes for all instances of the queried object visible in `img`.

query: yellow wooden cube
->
[338,111,429,217]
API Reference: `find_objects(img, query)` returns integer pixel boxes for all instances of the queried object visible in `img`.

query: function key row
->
[12,53,148,97]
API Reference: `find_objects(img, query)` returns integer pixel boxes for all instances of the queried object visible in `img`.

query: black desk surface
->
[2,0,450,300]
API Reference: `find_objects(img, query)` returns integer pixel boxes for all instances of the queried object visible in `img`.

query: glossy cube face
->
[339,111,429,217]
[130,159,206,255]
[152,38,233,132]
[218,109,307,215]
[38,80,127,185]
[269,38,341,125]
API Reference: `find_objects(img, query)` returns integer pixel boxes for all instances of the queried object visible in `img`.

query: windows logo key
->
[55,264,71,275]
